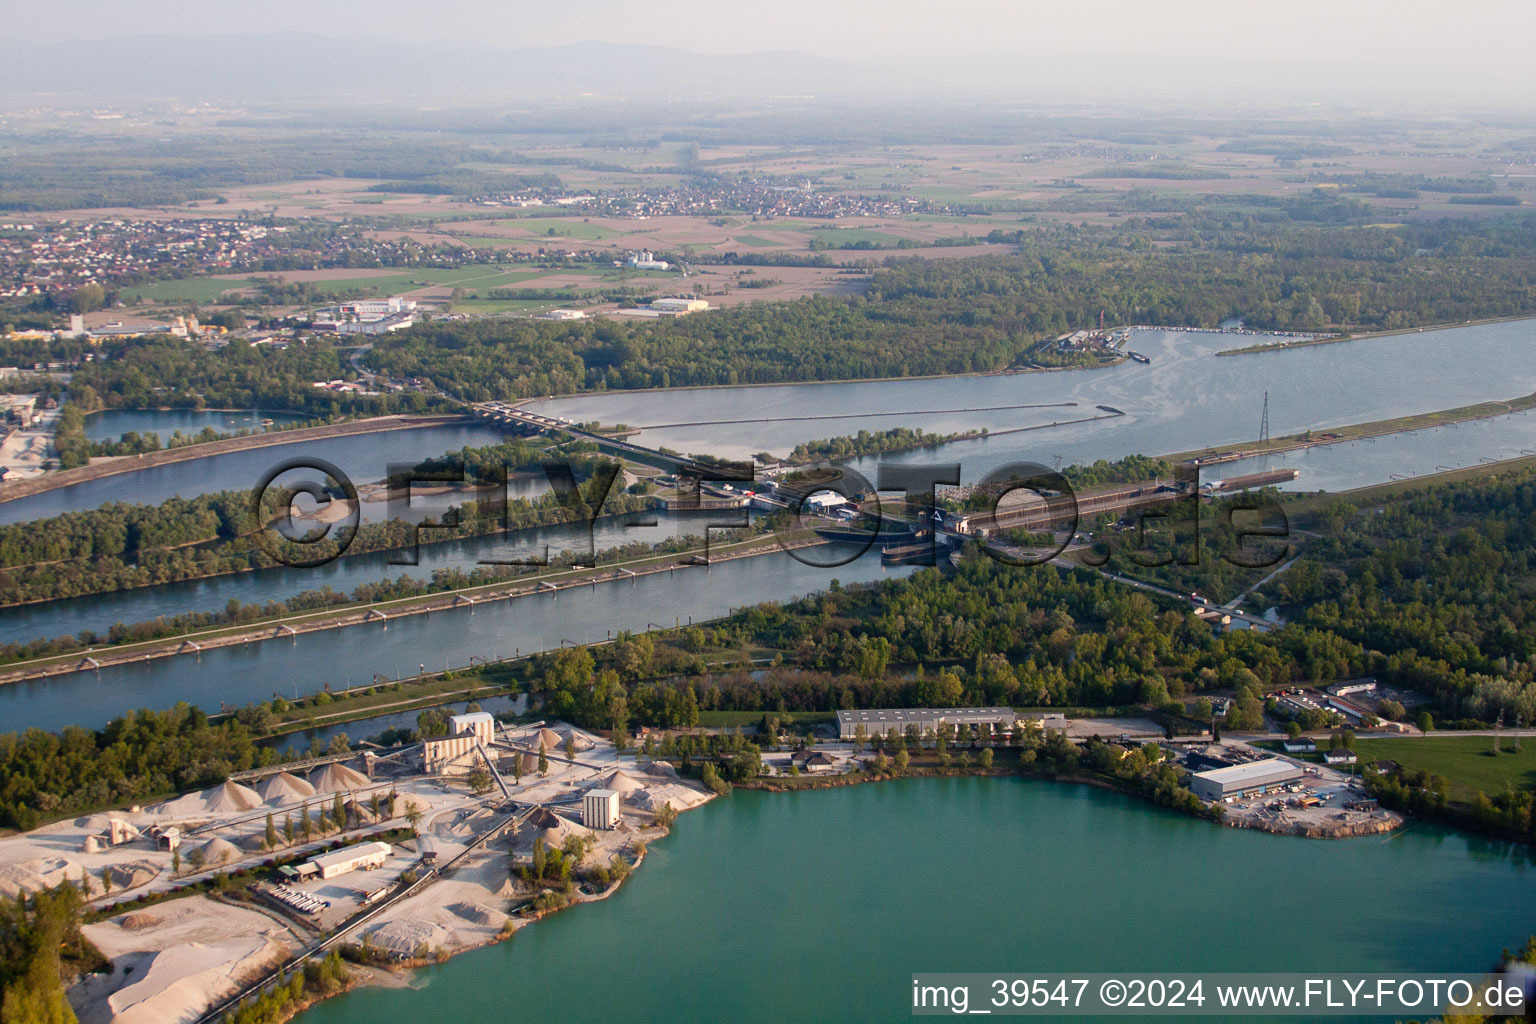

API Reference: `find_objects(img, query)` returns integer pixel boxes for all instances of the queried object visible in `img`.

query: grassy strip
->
[1353,735,1536,804]
[1159,393,1536,466]
[1213,314,1536,356]
[1281,454,1536,517]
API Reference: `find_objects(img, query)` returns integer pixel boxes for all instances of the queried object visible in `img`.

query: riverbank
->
[1213,313,1536,357]
[0,529,822,686]
[743,757,1401,840]
[0,414,470,505]
[1158,391,1536,468]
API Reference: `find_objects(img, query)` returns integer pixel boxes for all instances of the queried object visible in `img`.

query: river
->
[7,322,1536,730]
[0,509,733,649]
[0,543,909,732]
[0,421,516,526]
[528,322,1536,486]
[82,408,309,442]
[15,322,1536,528]
[295,778,1536,1024]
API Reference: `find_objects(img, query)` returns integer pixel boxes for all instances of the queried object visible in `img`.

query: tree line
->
[0,441,648,614]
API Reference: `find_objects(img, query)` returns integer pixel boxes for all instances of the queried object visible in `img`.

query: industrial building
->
[450,712,496,743]
[836,707,1018,741]
[583,789,621,830]
[306,840,392,879]
[802,492,848,513]
[1281,737,1316,753]
[1189,759,1304,801]
[650,297,708,314]
[340,297,416,317]
[625,249,670,270]
[422,712,498,775]
[335,311,416,335]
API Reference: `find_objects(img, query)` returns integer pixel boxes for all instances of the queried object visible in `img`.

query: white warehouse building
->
[306,840,392,879]
[1189,759,1304,801]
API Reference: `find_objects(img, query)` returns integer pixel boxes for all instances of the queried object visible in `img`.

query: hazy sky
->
[10,0,1536,102]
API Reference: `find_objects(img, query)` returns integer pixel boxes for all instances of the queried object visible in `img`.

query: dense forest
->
[532,469,1536,741]
[0,704,278,830]
[785,427,978,464]
[1267,474,1536,722]
[358,215,1536,398]
[55,337,455,419]
[0,441,648,614]
[0,878,90,1023]
[10,214,1534,413]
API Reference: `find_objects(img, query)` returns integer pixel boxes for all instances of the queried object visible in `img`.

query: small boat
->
[1127,351,1151,364]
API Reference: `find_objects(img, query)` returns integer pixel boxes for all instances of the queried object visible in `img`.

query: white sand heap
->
[307,761,370,793]
[104,860,159,892]
[646,760,679,779]
[631,783,710,813]
[561,727,597,752]
[107,936,265,1024]
[533,728,564,752]
[450,902,498,925]
[151,780,261,818]
[195,837,241,868]
[590,769,645,796]
[537,815,593,854]
[365,918,451,956]
[258,771,316,804]
[237,834,270,854]
[119,912,159,930]
[0,856,83,898]
[203,780,263,814]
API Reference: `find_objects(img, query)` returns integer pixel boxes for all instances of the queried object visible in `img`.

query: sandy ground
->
[13,725,710,1022]
[1062,716,1167,739]
[340,724,711,964]
[72,896,300,1024]
[0,404,58,480]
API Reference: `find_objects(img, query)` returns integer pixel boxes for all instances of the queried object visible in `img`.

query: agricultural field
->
[732,234,785,247]
[119,277,250,303]
[487,218,626,240]
[1354,736,1536,802]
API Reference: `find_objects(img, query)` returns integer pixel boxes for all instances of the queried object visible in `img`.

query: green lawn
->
[1354,736,1536,802]
[121,278,249,303]
[732,234,785,248]
[807,228,911,247]
[457,236,531,248]
[495,218,625,240]
[122,264,539,306]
